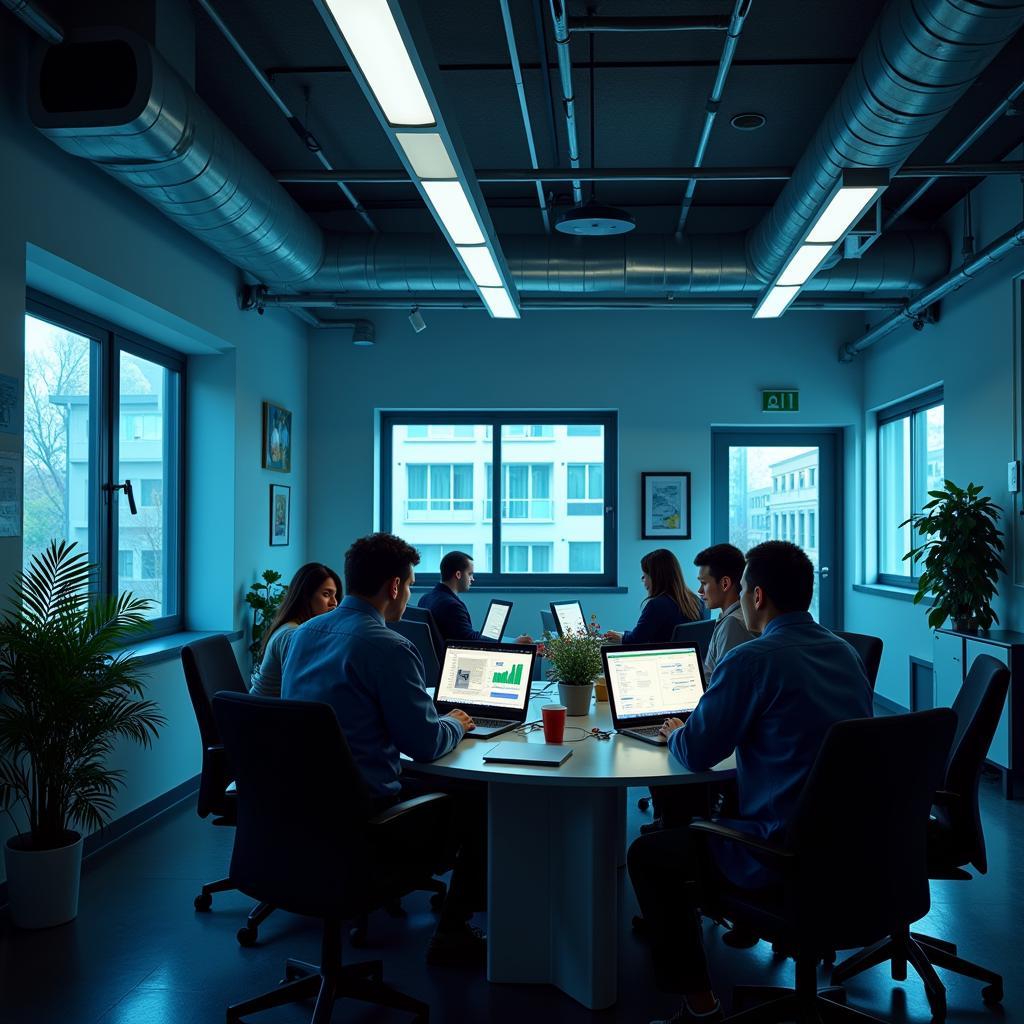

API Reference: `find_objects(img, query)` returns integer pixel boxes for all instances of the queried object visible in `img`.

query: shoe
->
[651,998,723,1024]
[721,923,759,948]
[640,817,665,835]
[425,923,487,967]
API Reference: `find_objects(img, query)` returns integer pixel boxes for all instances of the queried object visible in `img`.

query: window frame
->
[380,411,617,588]
[26,291,185,636]
[876,387,944,589]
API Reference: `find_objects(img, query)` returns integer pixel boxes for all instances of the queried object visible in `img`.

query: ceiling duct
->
[748,0,1024,283]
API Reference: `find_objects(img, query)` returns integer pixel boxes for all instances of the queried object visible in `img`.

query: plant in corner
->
[539,616,605,716]
[0,540,165,929]
[245,568,288,668]
[903,479,1006,634]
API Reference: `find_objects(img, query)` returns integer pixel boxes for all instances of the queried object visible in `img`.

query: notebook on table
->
[602,643,707,745]
[434,640,536,738]
[482,742,573,766]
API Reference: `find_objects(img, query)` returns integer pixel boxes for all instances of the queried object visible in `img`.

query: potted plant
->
[245,568,287,671]
[0,540,164,928]
[903,479,1006,634]
[539,617,605,716]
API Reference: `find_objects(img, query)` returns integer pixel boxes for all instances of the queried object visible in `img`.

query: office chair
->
[831,654,1009,1016]
[540,608,557,635]
[212,691,449,1024]
[671,619,717,661]
[389,619,442,686]
[690,709,956,1024]
[402,606,445,665]
[181,635,275,946]
[832,630,883,691]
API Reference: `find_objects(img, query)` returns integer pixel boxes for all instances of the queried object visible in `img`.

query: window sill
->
[117,628,245,667]
[852,583,918,603]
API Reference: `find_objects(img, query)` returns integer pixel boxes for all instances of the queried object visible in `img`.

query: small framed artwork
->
[262,401,292,472]
[269,484,291,546]
[641,472,691,540]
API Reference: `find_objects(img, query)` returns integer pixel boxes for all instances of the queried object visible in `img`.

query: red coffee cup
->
[542,704,567,744]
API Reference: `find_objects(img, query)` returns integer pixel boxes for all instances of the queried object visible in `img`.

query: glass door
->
[712,430,841,626]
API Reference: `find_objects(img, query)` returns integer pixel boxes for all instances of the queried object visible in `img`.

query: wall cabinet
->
[932,629,1024,799]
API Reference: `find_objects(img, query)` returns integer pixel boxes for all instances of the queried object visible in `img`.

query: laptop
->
[479,599,513,642]
[602,642,708,745]
[434,641,537,738]
[550,600,588,637]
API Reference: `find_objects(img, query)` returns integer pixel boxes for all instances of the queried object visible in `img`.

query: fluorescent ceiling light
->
[397,132,456,179]
[753,285,800,319]
[805,186,883,244]
[777,244,833,287]
[457,246,502,288]
[324,0,434,126]
[421,180,484,245]
[479,287,519,319]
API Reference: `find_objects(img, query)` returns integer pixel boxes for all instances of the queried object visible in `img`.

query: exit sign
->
[762,389,799,412]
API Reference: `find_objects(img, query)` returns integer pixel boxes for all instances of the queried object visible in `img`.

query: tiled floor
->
[0,775,1018,1023]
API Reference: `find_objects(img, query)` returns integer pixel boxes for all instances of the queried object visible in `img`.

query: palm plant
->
[0,540,165,851]
[903,480,1005,632]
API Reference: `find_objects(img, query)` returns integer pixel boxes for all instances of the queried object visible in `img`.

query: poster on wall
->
[0,374,20,435]
[641,472,691,540]
[262,401,292,472]
[0,450,22,536]
[270,484,291,546]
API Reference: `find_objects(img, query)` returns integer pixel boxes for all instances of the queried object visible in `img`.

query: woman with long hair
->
[603,548,702,644]
[250,562,341,697]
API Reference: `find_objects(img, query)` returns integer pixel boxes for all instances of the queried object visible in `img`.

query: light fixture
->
[752,168,889,318]
[408,306,426,333]
[730,112,766,131]
[457,245,502,287]
[479,287,519,319]
[555,200,636,236]
[351,319,376,346]
[396,132,456,179]
[322,0,434,126]
[421,181,485,245]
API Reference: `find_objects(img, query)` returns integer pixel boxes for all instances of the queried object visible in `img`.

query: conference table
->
[412,693,735,1010]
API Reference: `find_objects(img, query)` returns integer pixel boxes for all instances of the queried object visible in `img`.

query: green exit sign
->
[762,389,799,413]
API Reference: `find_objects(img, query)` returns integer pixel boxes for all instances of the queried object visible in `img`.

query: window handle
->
[105,479,138,515]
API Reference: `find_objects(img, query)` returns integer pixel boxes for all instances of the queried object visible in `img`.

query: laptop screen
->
[437,643,533,711]
[604,646,705,721]
[480,600,512,641]
[551,600,587,636]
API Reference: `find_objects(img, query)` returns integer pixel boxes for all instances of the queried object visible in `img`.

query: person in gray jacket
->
[694,543,756,675]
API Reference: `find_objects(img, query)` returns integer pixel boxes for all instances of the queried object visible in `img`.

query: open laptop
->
[434,640,537,738]
[479,599,513,642]
[550,600,588,637]
[602,642,707,745]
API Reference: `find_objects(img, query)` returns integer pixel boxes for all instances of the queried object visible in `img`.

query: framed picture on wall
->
[641,472,691,540]
[269,484,291,546]
[262,401,292,472]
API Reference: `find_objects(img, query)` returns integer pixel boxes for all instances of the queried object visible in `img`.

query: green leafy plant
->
[0,540,165,851]
[903,479,1006,632]
[538,616,605,686]
[245,569,288,664]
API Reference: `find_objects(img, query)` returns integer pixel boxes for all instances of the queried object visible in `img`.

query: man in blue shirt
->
[283,533,486,966]
[628,541,872,1024]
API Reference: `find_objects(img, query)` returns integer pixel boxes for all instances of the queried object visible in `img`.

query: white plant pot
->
[4,832,83,929]
[557,682,594,717]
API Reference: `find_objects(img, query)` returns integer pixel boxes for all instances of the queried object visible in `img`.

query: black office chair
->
[831,654,1009,1015]
[212,691,449,1024]
[691,709,956,1024]
[671,619,717,661]
[833,630,883,691]
[540,608,557,635]
[389,619,442,686]
[181,635,275,946]
[402,606,445,665]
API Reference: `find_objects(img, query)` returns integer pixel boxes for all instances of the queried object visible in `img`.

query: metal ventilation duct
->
[748,0,1024,282]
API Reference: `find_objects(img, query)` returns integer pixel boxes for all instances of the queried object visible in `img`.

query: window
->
[382,414,616,586]
[417,544,473,575]
[877,389,944,585]
[23,295,183,633]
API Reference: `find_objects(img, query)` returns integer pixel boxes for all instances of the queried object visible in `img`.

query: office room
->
[1,0,1023,1021]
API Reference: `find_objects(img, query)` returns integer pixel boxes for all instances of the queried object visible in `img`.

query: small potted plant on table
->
[539,619,606,716]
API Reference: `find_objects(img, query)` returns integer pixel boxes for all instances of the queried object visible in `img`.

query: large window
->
[877,389,944,585]
[382,413,616,586]
[23,295,184,633]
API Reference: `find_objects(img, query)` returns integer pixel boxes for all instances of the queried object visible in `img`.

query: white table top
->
[410,694,735,788]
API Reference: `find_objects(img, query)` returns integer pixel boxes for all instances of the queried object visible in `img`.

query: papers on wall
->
[0,451,22,537]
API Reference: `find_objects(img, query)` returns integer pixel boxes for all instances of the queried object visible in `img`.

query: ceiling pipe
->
[748,0,1024,283]
[675,0,752,237]
[567,16,729,33]
[193,0,376,233]
[839,217,1024,360]
[498,0,550,232]
[0,0,62,44]
[530,0,562,171]
[547,0,583,203]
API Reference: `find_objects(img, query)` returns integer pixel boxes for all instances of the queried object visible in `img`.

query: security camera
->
[912,317,925,331]
[408,306,426,333]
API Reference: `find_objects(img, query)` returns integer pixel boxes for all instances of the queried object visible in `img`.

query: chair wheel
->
[637,797,651,812]
[236,925,258,947]
[194,892,212,912]
[982,983,1003,1004]
[349,926,367,948]
[429,892,445,912]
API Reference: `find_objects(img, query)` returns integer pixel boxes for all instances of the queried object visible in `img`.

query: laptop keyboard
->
[474,717,513,729]
[628,725,665,737]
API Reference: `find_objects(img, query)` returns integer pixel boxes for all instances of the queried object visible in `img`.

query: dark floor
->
[0,776,1018,1024]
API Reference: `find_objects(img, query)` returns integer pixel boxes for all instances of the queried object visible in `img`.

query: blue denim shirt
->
[281,596,464,799]
[670,612,873,886]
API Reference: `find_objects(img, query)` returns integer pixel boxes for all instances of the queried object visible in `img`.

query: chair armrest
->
[367,792,450,828]
[931,789,961,810]
[688,820,796,864]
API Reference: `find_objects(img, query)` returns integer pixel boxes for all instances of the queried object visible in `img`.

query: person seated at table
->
[249,561,341,698]
[418,550,532,644]
[628,540,872,1024]
[694,543,757,676]
[603,548,701,644]
[282,532,487,967]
